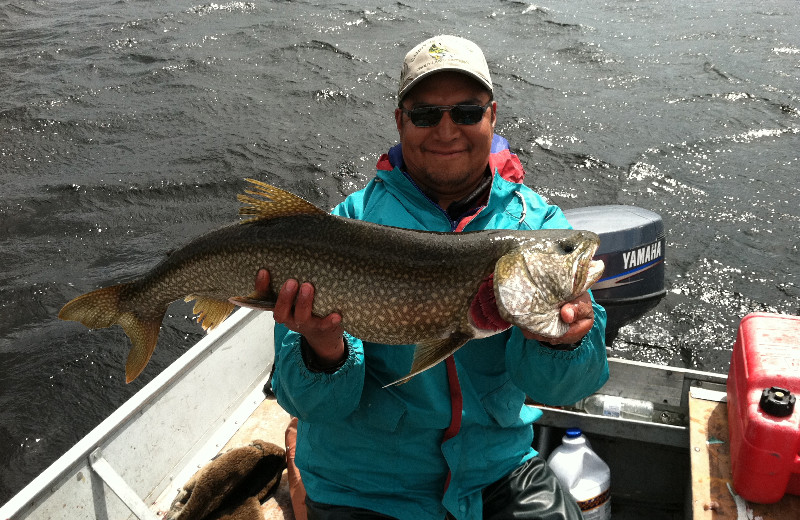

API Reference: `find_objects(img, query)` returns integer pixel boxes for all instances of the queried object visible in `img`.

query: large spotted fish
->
[59,179,604,385]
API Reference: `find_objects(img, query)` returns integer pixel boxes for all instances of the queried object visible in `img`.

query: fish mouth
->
[572,241,604,295]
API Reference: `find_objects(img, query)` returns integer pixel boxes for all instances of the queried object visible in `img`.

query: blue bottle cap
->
[566,427,582,438]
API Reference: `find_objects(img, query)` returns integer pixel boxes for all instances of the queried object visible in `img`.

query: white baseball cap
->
[398,35,493,102]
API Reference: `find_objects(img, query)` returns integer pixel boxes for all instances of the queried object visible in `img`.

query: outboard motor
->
[563,205,666,342]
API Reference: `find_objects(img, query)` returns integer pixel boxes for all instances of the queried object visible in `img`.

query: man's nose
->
[433,110,459,136]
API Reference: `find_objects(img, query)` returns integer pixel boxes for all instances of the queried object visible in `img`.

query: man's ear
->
[394,107,404,135]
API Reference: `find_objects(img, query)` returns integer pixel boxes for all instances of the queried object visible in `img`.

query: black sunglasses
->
[402,102,492,128]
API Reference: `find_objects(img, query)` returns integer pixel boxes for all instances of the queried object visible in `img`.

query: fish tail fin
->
[58,284,130,329]
[185,295,237,331]
[120,311,165,383]
[385,332,472,387]
[59,284,165,383]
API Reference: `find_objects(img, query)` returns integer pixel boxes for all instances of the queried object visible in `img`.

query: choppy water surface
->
[1,0,797,503]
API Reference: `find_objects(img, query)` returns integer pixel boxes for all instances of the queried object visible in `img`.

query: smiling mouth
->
[428,149,464,156]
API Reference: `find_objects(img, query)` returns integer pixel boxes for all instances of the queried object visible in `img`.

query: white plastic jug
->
[546,428,611,520]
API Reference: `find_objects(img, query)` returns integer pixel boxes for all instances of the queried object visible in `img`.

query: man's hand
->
[522,291,594,347]
[254,269,346,367]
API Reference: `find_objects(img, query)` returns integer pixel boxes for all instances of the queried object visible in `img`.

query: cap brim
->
[398,68,493,101]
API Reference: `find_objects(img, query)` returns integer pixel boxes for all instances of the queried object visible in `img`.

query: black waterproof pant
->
[305,455,583,520]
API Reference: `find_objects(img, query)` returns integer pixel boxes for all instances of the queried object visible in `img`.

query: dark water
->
[1,0,798,505]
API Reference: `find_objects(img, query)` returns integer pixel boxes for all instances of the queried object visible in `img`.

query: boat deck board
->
[221,396,291,453]
[689,394,800,519]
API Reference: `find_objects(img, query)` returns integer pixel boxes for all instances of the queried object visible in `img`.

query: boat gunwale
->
[0,308,274,519]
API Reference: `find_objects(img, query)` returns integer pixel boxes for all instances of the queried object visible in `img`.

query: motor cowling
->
[563,205,666,342]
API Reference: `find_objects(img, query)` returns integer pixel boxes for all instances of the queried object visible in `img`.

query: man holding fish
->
[266,36,608,519]
[59,34,607,520]
[56,34,607,518]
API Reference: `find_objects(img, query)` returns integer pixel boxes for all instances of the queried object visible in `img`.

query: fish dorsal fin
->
[238,178,326,222]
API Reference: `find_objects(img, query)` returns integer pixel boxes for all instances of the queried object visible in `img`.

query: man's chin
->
[419,166,475,188]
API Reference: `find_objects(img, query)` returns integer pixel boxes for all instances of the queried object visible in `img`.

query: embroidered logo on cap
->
[428,43,447,60]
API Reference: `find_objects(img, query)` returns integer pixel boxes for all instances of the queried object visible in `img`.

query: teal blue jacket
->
[272,137,609,519]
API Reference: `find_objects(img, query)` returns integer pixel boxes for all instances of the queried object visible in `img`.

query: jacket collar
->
[374,134,529,231]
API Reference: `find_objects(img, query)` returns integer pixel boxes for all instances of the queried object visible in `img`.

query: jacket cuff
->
[531,335,587,360]
[540,340,582,351]
[300,335,351,374]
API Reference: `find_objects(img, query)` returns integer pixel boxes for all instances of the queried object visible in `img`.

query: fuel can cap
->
[759,387,796,417]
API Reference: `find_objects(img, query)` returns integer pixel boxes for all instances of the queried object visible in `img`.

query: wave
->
[188,2,256,16]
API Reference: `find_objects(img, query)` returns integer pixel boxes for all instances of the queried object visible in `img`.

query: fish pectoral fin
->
[238,179,327,222]
[228,294,277,311]
[185,295,237,331]
[385,331,473,387]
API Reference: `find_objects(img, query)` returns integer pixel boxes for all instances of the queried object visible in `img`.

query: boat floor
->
[153,396,296,519]
[154,396,681,520]
[152,392,800,520]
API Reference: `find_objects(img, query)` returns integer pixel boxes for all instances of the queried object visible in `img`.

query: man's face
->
[394,72,496,208]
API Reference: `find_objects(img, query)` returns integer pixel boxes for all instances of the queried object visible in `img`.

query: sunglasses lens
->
[450,106,484,125]
[405,103,489,127]
[408,108,443,127]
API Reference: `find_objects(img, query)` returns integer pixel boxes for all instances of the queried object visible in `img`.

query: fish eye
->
[561,242,576,254]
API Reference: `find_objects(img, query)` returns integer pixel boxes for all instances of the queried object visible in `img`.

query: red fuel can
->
[727,312,800,503]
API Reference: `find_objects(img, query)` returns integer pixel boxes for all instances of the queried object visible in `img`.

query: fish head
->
[493,230,604,338]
